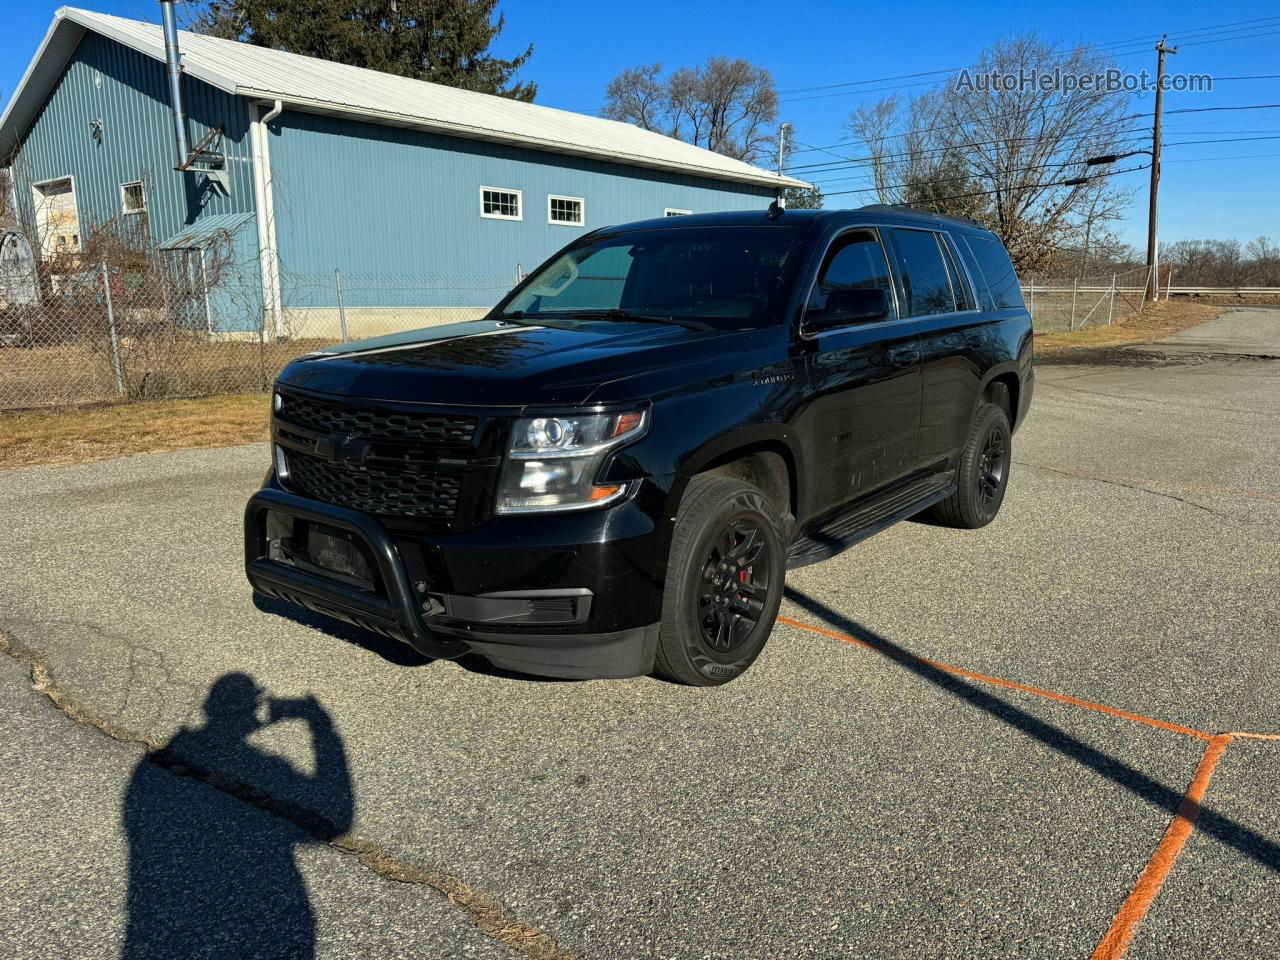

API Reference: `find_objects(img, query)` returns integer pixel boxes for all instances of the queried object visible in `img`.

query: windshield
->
[499,225,803,329]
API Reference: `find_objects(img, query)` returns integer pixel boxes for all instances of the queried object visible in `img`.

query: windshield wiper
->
[493,310,537,326]
[565,310,714,331]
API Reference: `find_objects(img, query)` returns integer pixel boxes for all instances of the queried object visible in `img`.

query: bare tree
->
[604,64,666,132]
[842,34,1136,273]
[1164,237,1280,287]
[1244,236,1280,284]
[604,58,778,165]
[0,167,11,223]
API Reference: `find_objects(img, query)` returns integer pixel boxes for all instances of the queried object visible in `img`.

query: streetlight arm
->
[1085,149,1153,166]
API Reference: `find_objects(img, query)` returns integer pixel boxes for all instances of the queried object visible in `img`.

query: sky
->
[4,0,1278,250]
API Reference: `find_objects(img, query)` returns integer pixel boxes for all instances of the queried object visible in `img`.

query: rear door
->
[887,227,988,471]
[798,227,922,516]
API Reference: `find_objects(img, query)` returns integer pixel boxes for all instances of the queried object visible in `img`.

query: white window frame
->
[664,207,692,217]
[31,175,81,259]
[480,186,523,221]
[547,194,585,227]
[120,180,146,215]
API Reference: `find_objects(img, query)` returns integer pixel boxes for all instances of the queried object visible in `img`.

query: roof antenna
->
[766,197,786,220]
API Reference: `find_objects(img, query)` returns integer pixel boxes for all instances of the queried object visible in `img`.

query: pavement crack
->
[1016,461,1250,523]
[0,628,575,960]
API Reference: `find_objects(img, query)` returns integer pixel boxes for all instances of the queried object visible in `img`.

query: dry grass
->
[0,393,270,469]
[1035,299,1225,355]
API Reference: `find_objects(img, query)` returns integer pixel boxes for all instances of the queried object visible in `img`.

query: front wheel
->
[654,476,786,686]
[926,402,1012,529]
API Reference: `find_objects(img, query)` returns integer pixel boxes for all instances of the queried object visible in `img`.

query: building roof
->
[0,8,809,190]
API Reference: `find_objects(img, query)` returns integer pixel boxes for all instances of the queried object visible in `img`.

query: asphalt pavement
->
[1,308,1276,959]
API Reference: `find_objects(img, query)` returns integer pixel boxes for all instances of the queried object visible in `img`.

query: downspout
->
[158,0,191,169]
[250,100,284,340]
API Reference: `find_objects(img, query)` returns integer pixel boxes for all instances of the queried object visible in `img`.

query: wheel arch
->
[672,426,801,524]
[977,363,1023,429]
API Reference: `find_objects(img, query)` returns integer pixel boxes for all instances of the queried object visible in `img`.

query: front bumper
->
[244,477,666,679]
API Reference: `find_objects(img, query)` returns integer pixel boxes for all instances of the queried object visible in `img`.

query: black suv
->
[245,206,1032,685]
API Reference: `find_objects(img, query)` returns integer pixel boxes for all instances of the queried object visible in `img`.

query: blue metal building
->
[0,7,804,337]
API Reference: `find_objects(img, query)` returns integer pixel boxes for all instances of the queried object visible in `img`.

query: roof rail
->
[855,203,985,228]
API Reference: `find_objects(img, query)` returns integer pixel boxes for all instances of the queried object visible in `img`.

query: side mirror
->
[805,288,890,333]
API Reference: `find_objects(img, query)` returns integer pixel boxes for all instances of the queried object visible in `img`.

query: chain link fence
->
[1021,265,1153,333]
[0,237,1214,410]
[0,229,516,410]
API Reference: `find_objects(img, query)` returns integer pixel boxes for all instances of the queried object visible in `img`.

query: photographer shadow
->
[122,673,353,960]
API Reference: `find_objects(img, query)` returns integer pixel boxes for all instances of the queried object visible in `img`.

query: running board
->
[787,474,956,570]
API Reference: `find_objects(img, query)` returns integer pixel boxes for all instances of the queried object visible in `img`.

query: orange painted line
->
[1090,734,1233,960]
[777,615,1213,741]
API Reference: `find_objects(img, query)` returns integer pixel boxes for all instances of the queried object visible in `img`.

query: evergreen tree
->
[186,0,535,100]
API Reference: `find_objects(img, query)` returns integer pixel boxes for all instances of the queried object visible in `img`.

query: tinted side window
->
[808,229,894,314]
[892,229,956,316]
[963,234,1024,310]
[954,234,995,311]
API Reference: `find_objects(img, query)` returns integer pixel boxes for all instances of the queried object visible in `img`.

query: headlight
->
[496,409,648,514]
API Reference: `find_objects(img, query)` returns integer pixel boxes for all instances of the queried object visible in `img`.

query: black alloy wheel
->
[977,428,1006,511]
[697,519,771,654]
[924,401,1012,529]
[655,475,786,686]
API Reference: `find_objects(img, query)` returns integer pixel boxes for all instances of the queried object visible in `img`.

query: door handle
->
[890,348,919,368]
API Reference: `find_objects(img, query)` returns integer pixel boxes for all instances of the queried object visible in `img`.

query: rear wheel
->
[654,476,785,686]
[926,402,1012,528]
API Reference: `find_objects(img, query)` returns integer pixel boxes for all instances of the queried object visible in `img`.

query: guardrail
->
[1024,285,1280,295]
[1165,287,1280,296]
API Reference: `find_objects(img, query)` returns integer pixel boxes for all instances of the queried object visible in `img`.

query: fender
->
[665,422,803,528]
[974,359,1026,428]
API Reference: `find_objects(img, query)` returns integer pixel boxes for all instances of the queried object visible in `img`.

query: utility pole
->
[1146,37,1177,301]
[777,122,791,207]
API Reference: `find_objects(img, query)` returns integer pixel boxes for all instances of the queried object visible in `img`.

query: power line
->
[787,105,1153,159]
[1163,150,1280,163]
[788,118,1147,175]
[819,162,1151,201]
[809,156,1127,194]
[799,131,1151,185]
[778,17,1280,103]
[1164,134,1280,146]
[777,15,1280,95]
[788,103,1280,172]
[813,148,1278,201]
[804,130,1280,189]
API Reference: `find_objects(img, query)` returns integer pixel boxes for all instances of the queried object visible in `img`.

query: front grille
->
[286,452,462,519]
[278,393,476,444]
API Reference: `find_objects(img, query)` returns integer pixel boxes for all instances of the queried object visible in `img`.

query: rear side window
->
[892,228,956,316]
[962,234,1024,310]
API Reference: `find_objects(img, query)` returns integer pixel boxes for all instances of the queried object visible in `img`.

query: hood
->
[276,318,758,407]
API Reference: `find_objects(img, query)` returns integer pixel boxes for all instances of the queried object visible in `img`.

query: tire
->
[926,402,1012,529]
[654,475,786,686]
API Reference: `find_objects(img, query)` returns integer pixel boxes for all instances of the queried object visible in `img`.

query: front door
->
[799,227,922,518]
